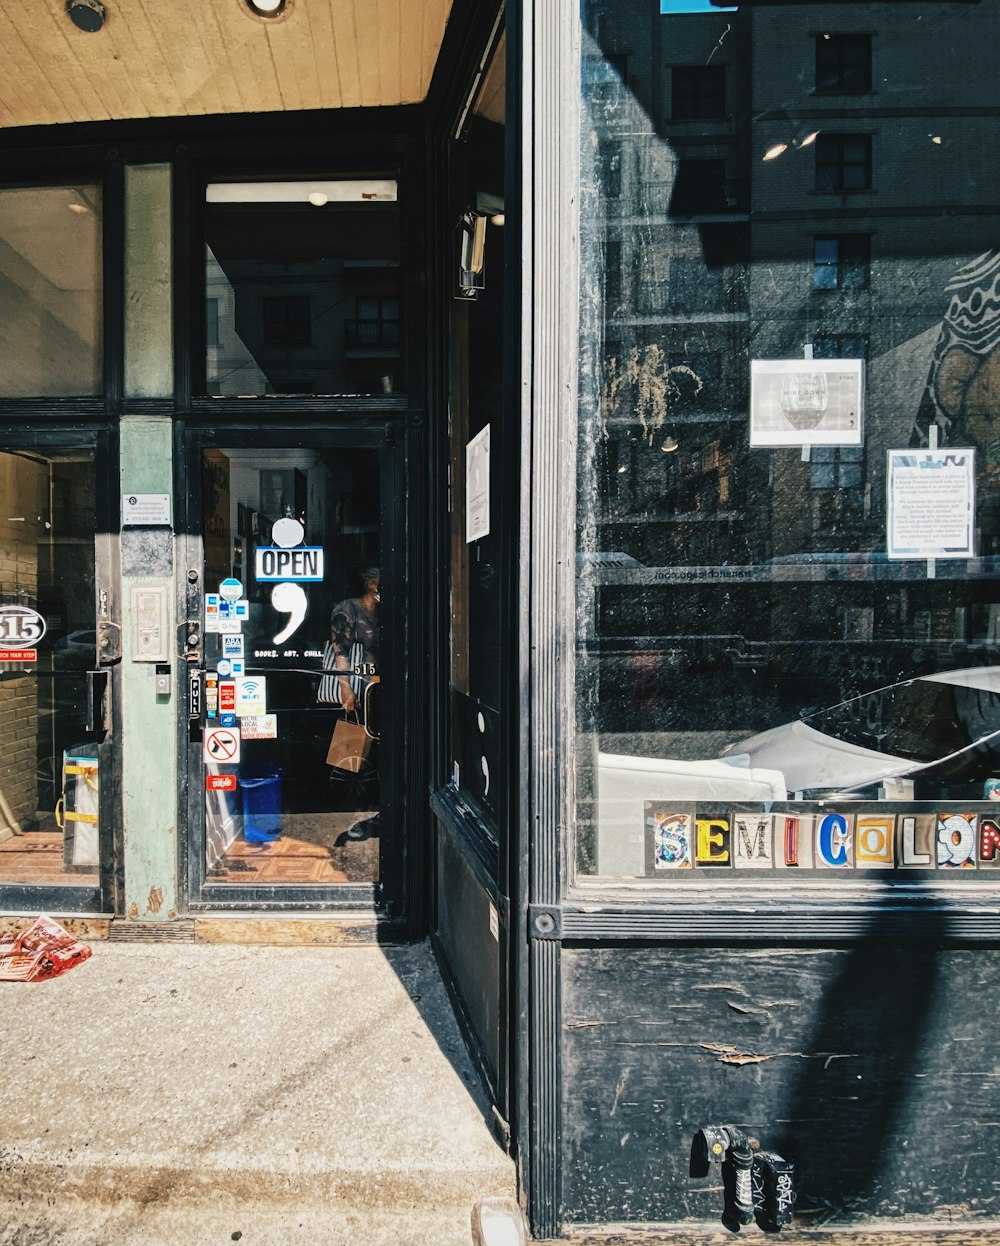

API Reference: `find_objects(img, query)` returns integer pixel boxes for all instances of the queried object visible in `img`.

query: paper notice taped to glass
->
[886,448,976,559]
[466,424,490,543]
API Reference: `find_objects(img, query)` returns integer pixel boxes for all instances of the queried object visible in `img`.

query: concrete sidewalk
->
[0,939,515,1246]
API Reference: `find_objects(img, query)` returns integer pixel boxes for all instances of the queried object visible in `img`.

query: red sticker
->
[206,774,237,792]
[219,681,236,712]
[0,649,37,662]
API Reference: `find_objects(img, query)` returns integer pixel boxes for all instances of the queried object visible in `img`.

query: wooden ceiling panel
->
[0,0,456,130]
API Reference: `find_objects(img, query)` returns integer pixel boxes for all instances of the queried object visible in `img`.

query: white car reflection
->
[721,666,1000,799]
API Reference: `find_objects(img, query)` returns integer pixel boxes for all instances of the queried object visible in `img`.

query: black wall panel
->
[562,939,1000,1226]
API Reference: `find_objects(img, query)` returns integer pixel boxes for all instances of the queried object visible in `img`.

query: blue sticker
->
[216,659,232,677]
[220,712,237,728]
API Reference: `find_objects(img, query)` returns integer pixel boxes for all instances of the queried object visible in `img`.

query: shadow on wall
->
[773,901,948,1223]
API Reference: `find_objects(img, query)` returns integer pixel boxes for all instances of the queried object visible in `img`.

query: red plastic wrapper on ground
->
[0,915,93,982]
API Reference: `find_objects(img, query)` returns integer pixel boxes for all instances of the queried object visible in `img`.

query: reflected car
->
[721,666,1000,800]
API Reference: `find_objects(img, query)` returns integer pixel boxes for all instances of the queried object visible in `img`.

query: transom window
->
[203,179,402,396]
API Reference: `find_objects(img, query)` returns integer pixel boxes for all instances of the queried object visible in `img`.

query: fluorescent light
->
[207,181,397,204]
[763,143,788,161]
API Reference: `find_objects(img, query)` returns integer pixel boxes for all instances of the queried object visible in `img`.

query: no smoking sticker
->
[204,726,241,764]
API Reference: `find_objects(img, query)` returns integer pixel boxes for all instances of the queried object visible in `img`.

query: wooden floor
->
[0,812,379,888]
[208,811,379,885]
[0,830,98,886]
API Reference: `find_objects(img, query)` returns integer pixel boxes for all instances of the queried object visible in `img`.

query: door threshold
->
[192,911,406,946]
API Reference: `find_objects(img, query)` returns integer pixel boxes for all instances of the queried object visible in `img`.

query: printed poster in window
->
[750,359,864,447]
[466,424,490,542]
[886,448,976,559]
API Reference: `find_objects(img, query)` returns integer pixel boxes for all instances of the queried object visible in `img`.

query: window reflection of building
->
[203,192,402,397]
[580,0,1000,772]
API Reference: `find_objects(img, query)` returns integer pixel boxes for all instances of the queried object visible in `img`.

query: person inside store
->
[318,566,380,840]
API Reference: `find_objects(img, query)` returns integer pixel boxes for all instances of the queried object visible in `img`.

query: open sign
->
[254,547,325,582]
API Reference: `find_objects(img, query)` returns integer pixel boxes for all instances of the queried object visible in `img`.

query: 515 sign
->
[0,605,46,644]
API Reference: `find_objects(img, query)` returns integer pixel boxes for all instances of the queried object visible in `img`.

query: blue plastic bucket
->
[239,766,284,841]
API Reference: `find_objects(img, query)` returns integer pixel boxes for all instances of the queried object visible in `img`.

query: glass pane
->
[577,0,1000,881]
[0,450,97,885]
[204,180,402,397]
[0,187,102,396]
[201,448,381,885]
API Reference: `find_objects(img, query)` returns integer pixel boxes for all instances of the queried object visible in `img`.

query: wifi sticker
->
[236,676,267,717]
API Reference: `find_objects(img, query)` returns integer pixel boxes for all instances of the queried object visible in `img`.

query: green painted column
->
[120,164,178,920]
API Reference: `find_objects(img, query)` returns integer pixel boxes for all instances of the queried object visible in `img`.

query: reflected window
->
[813,235,870,290]
[262,296,312,347]
[203,180,402,396]
[816,33,872,95]
[671,66,726,120]
[0,186,102,397]
[815,134,872,192]
[600,143,623,199]
[813,333,867,359]
[670,159,729,215]
[206,298,220,347]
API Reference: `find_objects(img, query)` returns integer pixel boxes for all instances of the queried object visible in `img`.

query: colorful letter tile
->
[897,814,936,869]
[774,814,814,869]
[937,812,977,869]
[695,818,732,867]
[979,816,1000,868]
[815,812,855,869]
[732,813,774,869]
[647,808,693,870]
[855,815,896,869]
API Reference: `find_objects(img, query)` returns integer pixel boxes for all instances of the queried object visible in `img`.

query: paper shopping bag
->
[326,715,373,773]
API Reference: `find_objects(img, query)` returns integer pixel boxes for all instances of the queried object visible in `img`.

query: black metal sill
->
[555,879,1000,943]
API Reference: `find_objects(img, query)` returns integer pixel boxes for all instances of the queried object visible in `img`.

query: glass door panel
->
[198,446,382,889]
[0,448,101,887]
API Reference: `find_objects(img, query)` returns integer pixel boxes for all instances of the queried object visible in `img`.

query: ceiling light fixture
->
[66,0,106,32]
[243,0,289,18]
[763,142,788,162]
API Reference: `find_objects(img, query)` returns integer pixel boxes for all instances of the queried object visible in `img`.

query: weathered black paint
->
[561,936,1000,1226]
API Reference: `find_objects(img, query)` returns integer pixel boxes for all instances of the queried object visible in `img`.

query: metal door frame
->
[176,420,410,919]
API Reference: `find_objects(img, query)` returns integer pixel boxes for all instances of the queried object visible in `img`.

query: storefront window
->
[203,179,402,397]
[576,1,1000,880]
[0,185,103,396]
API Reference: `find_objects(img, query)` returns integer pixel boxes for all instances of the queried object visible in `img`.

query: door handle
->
[97,620,122,665]
[86,669,110,738]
